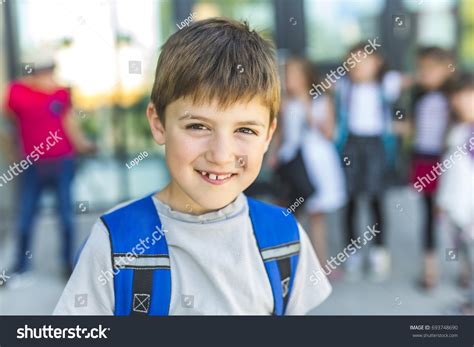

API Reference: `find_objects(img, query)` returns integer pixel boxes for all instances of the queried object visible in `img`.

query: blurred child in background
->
[273,56,346,267]
[410,47,454,289]
[334,43,403,281]
[436,73,474,313]
[2,53,95,284]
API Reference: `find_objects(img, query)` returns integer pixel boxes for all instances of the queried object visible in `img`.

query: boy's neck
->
[292,91,311,101]
[351,77,376,84]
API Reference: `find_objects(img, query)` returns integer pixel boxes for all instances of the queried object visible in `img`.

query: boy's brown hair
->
[449,72,474,95]
[417,46,453,62]
[150,17,280,126]
[346,41,386,81]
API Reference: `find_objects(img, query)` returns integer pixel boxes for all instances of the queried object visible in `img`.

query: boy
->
[334,43,403,282]
[436,73,474,314]
[54,18,331,315]
[409,47,453,288]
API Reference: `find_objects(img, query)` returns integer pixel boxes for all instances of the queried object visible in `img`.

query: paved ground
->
[0,187,467,315]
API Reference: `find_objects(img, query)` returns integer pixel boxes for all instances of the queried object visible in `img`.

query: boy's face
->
[349,54,382,83]
[417,57,452,90]
[285,62,307,96]
[147,96,276,214]
[451,88,474,123]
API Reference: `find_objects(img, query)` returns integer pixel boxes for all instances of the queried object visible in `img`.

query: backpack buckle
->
[133,293,151,313]
[281,277,290,298]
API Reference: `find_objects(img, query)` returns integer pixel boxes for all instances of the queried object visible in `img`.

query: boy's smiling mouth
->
[194,169,238,185]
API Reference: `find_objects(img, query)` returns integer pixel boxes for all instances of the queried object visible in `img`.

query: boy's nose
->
[204,134,236,166]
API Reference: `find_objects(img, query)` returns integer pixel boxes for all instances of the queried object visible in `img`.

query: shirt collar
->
[151,193,247,224]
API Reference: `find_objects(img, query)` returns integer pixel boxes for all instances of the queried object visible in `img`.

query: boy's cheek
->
[164,138,199,173]
[166,132,201,156]
[234,140,263,165]
[243,152,264,178]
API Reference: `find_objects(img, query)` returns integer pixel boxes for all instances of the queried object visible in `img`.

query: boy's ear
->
[264,117,278,153]
[146,102,165,145]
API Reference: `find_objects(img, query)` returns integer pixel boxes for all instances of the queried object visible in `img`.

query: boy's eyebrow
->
[178,114,210,122]
[178,113,266,127]
[235,120,266,128]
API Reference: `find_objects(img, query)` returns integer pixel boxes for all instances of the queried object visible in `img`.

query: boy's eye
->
[237,127,257,135]
[186,123,209,131]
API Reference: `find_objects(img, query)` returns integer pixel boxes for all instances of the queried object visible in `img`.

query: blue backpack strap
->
[247,197,301,316]
[334,78,350,152]
[379,84,398,169]
[100,195,171,316]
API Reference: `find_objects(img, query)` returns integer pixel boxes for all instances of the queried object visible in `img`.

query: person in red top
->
[2,57,95,280]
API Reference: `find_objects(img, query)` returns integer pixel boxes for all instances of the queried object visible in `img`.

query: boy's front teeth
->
[200,171,232,180]
[208,173,229,180]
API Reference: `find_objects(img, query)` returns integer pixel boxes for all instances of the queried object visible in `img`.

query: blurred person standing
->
[271,56,346,268]
[436,73,474,314]
[334,43,405,282]
[409,47,454,289]
[1,50,95,283]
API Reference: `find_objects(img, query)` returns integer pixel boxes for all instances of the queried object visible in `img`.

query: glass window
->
[459,0,474,69]
[403,0,457,49]
[12,0,174,205]
[192,0,275,38]
[14,0,173,154]
[304,0,385,63]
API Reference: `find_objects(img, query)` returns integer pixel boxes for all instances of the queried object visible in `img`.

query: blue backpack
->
[99,194,301,316]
